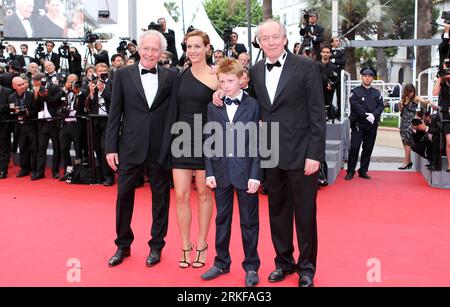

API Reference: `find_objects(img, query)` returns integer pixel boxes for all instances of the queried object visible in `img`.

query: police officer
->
[345,67,385,181]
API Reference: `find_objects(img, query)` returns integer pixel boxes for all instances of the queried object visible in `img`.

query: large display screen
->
[2,0,84,39]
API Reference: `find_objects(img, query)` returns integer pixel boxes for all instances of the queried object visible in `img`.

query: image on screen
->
[2,0,85,39]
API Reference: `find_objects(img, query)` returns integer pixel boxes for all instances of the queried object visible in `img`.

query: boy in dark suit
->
[201,58,261,287]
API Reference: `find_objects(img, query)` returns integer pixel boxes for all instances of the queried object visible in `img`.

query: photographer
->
[159,51,178,71]
[85,63,115,186]
[0,61,22,90]
[330,37,346,117]
[318,46,339,121]
[32,72,64,181]
[0,85,13,179]
[17,44,36,71]
[9,76,38,178]
[40,41,60,72]
[299,11,324,60]
[433,61,450,172]
[59,74,86,180]
[157,17,179,65]
[411,111,442,172]
[226,31,247,59]
[92,42,110,67]
[110,54,125,82]
[68,47,82,78]
[127,42,141,63]
[43,61,59,85]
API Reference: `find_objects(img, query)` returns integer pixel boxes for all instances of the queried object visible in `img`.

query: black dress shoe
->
[0,172,7,179]
[201,266,229,281]
[245,271,259,287]
[16,170,30,178]
[108,248,131,267]
[299,275,314,287]
[103,180,115,187]
[31,172,45,181]
[268,268,295,283]
[345,172,355,181]
[358,172,371,180]
[146,249,162,267]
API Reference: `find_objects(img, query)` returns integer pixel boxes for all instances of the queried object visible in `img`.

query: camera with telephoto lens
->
[328,71,339,87]
[411,118,423,126]
[303,9,312,23]
[39,77,48,94]
[148,22,163,32]
[73,80,83,89]
[117,39,129,55]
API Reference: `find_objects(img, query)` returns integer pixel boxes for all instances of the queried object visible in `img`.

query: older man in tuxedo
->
[105,30,178,268]
[252,20,325,287]
[3,0,36,38]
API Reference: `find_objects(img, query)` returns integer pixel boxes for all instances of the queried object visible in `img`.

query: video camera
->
[148,22,163,32]
[442,11,450,24]
[117,38,129,55]
[34,43,45,60]
[303,9,312,23]
[83,31,100,45]
[58,42,70,59]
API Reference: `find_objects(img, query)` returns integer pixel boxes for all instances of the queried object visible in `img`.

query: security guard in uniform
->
[345,67,385,181]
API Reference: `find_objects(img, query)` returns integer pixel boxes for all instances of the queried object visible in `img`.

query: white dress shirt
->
[265,52,287,104]
[139,63,159,109]
[16,10,33,38]
[225,90,243,123]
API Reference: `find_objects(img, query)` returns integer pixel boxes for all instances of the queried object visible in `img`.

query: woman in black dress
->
[172,30,219,268]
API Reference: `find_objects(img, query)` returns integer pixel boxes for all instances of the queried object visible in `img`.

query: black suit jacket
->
[105,64,178,170]
[250,53,326,170]
[86,80,113,115]
[230,43,247,59]
[41,52,61,72]
[3,13,37,38]
[0,87,14,124]
[94,50,110,67]
[35,83,64,118]
[300,24,325,57]
[205,93,261,189]
[17,55,36,69]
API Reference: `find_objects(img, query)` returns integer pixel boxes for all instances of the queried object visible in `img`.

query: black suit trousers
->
[265,167,318,278]
[0,125,11,172]
[92,119,114,181]
[115,160,170,250]
[347,124,378,174]
[59,122,81,170]
[17,124,38,172]
[213,186,260,272]
[37,121,60,174]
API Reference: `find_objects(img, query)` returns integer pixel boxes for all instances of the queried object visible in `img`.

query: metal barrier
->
[343,76,403,128]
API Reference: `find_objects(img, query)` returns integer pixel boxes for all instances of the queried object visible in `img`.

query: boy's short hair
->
[216,58,244,78]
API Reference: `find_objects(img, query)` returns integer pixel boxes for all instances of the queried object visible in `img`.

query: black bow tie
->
[266,61,282,72]
[141,68,157,75]
[225,98,241,106]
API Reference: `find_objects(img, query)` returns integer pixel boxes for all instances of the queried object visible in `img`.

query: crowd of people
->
[1,8,448,289]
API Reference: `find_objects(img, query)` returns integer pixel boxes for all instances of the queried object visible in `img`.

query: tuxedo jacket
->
[41,53,61,72]
[105,64,178,170]
[205,93,261,190]
[249,53,326,170]
[0,87,13,124]
[17,55,37,69]
[35,83,64,118]
[3,13,38,38]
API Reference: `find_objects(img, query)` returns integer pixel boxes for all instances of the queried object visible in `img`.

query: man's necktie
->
[266,61,281,72]
[141,68,157,75]
[225,98,241,106]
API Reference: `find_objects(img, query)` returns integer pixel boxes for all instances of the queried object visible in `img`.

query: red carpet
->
[0,167,449,287]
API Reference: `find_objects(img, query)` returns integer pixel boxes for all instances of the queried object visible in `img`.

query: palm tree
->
[263,0,272,21]
[164,1,181,23]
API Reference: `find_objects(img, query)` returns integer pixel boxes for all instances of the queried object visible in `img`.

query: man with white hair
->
[105,30,178,268]
[3,0,36,38]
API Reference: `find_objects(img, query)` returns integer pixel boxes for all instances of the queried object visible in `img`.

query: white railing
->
[345,79,403,128]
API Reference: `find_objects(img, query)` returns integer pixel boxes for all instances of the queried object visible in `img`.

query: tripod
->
[83,44,95,71]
